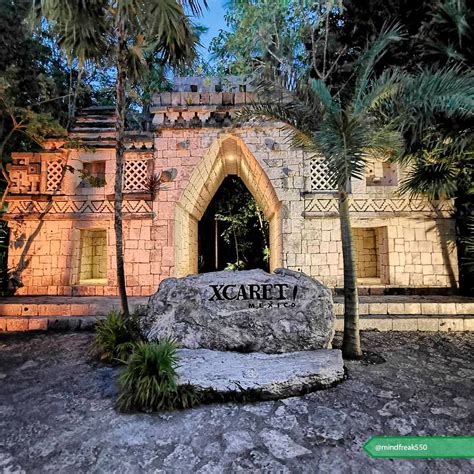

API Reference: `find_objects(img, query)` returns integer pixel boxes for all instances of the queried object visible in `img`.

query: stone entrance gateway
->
[2,78,459,297]
[174,134,282,277]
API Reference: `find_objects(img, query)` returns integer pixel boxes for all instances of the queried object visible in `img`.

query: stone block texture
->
[5,115,458,296]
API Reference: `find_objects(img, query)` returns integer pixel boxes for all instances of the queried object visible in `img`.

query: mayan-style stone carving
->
[143,268,335,353]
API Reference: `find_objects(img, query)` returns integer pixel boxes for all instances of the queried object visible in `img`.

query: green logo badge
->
[364,436,474,458]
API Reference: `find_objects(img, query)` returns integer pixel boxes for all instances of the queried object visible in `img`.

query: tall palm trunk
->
[338,189,362,359]
[114,11,130,317]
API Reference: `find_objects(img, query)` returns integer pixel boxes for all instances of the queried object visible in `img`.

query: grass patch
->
[92,309,142,363]
[116,339,201,413]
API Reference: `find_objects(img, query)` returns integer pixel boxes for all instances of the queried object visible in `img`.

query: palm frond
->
[353,22,404,110]
[31,0,110,63]
[365,120,404,160]
[145,0,199,66]
[357,68,403,113]
[237,99,314,136]
[397,66,474,151]
[179,0,208,16]
[314,111,368,187]
[310,79,338,112]
[433,0,470,41]
[399,150,459,199]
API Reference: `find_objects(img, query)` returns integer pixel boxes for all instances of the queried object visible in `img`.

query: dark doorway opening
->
[198,176,269,273]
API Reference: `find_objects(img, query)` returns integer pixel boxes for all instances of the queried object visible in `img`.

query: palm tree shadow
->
[8,161,72,294]
[8,200,55,294]
[430,203,458,292]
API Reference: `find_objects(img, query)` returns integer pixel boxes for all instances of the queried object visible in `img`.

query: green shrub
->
[92,309,141,363]
[116,339,200,412]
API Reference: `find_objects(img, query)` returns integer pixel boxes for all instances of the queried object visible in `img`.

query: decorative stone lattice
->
[6,155,41,194]
[46,159,64,193]
[310,159,335,192]
[123,159,148,192]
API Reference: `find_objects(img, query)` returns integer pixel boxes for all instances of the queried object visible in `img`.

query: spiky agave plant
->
[92,309,141,363]
[116,339,200,412]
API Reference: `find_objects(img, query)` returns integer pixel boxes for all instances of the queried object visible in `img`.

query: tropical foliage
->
[92,309,142,363]
[34,0,207,316]
[213,177,269,270]
[239,24,405,359]
[116,339,200,412]
[211,0,344,87]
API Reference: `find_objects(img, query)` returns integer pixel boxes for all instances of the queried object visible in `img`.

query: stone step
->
[69,128,115,140]
[2,313,472,333]
[0,296,472,333]
[75,115,115,122]
[78,106,115,115]
[70,128,116,134]
[334,314,473,332]
[334,286,457,296]
[176,349,344,400]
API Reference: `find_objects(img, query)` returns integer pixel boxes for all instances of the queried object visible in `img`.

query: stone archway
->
[174,134,282,277]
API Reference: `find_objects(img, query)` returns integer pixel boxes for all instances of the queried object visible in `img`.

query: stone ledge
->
[333,301,474,316]
[1,314,472,333]
[335,315,473,332]
[0,315,101,332]
[176,348,344,400]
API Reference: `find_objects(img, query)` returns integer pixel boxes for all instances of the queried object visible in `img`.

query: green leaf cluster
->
[92,309,142,363]
[116,339,201,412]
[210,0,343,80]
[239,24,405,191]
[32,0,204,78]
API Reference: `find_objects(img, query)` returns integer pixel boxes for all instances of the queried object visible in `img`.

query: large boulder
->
[143,268,334,353]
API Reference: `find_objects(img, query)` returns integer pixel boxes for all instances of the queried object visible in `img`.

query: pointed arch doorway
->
[174,135,282,277]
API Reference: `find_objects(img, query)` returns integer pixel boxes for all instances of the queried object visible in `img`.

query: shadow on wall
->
[433,207,458,291]
[6,162,73,295]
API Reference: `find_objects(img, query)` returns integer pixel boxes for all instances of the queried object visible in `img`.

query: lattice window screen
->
[123,159,148,191]
[46,159,64,192]
[310,158,335,191]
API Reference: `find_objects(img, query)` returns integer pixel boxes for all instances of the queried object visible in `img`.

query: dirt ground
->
[0,331,473,473]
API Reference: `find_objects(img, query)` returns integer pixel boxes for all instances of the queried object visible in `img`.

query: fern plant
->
[92,309,141,363]
[116,340,200,413]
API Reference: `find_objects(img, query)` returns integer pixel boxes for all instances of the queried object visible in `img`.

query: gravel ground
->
[0,331,473,473]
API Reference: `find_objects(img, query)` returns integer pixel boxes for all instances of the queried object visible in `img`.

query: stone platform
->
[0,295,473,332]
[176,349,344,400]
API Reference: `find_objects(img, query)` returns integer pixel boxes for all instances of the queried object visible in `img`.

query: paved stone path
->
[0,331,473,473]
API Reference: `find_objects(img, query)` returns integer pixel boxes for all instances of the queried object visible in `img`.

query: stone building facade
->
[3,79,457,297]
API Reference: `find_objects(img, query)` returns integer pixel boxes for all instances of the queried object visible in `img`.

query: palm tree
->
[391,66,474,294]
[395,0,474,294]
[33,0,206,316]
[240,25,404,359]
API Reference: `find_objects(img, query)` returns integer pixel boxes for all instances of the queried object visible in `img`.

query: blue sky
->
[197,0,228,58]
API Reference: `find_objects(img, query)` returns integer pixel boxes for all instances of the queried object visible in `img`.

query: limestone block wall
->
[384,217,457,287]
[375,227,390,284]
[8,219,81,296]
[293,216,457,288]
[7,216,159,296]
[78,229,107,282]
[5,122,459,296]
[353,228,379,278]
[155,128,284,278]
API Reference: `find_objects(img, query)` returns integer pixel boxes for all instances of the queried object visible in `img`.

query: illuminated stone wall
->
[353,228,379,279]
[4,101,458,296]
[79,229,107,283]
